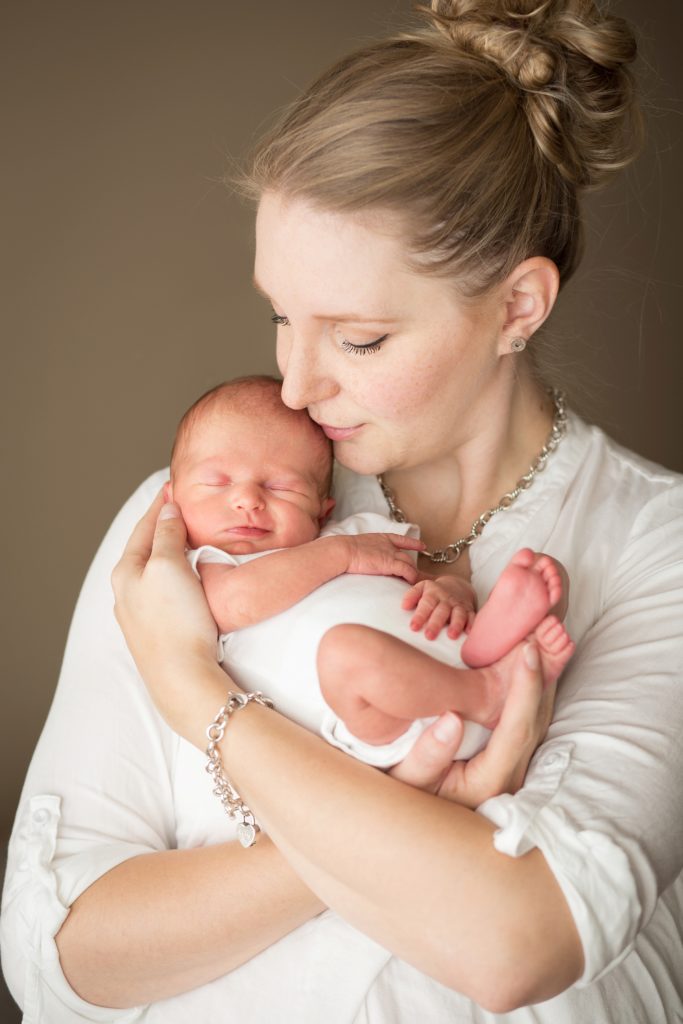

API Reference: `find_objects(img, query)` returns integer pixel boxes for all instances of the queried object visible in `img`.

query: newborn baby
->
[166,375,573,766]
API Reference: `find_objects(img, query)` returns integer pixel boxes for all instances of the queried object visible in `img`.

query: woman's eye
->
[271,312,290,327]
[340,334,388,356]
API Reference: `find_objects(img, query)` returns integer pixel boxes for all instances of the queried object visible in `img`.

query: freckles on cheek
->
[373,363,445,418]
[363,379,409,417]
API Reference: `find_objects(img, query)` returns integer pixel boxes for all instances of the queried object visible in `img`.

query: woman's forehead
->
[254,192,420,316]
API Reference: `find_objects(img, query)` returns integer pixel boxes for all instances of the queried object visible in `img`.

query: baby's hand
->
[343,533,424,585]
[402,576,477,640]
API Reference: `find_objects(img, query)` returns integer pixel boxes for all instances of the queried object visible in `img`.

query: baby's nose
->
[231,482,265,510]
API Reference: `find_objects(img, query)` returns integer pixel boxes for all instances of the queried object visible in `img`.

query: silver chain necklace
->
[377,389,568,565]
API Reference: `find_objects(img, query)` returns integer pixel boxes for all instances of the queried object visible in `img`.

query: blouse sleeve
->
[1,471,173,1022]
[478,482,683,985]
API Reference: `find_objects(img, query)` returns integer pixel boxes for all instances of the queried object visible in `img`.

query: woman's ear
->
[498,257,560,356]
[163,480,173,503]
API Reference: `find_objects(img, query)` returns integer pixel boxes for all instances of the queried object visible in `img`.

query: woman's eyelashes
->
[340,336,387,356]
[270,308,387,355]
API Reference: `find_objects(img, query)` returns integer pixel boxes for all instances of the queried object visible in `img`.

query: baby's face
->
[170,410,334,554]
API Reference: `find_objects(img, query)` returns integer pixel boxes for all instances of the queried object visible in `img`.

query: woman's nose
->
[278,332,337,411]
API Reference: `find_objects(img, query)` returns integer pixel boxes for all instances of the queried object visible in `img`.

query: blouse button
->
[32,808,50,827]
[541,752,560,769]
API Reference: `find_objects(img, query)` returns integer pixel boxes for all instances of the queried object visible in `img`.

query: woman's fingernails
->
[433,713,460,743]
[524,642,540,670]
[159,503,180,520]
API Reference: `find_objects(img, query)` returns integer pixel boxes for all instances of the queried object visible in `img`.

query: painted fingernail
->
[159,503,180,520]
[524,642,540,670]
[433,713,459,743]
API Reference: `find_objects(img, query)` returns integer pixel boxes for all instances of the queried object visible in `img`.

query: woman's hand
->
[390,641,554,808]
[111,494,224,736]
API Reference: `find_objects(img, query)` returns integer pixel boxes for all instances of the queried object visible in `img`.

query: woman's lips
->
[318,423,362,441]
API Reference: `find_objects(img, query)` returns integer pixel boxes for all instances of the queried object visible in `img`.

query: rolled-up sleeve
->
[1,797,146,1022]
[1,471,173,1022]
[478,484,683,985]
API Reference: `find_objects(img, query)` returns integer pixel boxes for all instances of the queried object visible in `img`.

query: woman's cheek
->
[363,365,440,420]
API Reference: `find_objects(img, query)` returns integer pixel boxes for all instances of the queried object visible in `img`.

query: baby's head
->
[167,376,335,554]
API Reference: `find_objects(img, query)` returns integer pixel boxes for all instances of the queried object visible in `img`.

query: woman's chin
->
[332,439,391,477]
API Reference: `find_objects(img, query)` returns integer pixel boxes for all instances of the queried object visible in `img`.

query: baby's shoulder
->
[321,511,419,541]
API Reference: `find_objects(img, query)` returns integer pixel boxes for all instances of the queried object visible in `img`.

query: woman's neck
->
[380,371,555,558]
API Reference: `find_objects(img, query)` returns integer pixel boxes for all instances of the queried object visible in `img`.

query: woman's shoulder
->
[568,415,683,530]
[578,415,682,485]
[84,469,169,583]
[121,468,170,514]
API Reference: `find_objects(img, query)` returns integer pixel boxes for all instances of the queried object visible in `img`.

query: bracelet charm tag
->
[237,821,259,848]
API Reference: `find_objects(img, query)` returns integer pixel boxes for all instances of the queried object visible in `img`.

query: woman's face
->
[254,192,506,476]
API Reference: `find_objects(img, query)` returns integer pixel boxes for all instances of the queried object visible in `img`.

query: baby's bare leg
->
[461,549,569,668]
[318,615,575,743]
[318,623,505,745]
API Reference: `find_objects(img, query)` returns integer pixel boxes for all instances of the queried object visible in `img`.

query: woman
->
[2,1,682,1021]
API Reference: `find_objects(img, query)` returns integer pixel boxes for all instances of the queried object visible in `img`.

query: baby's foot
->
[473,615,575,729]
[461,549,566,668]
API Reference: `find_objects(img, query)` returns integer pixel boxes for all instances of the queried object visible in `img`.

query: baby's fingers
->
[409,591,439,632]
[423,601,453,640]
[446,605,470,640]
[401,581,425,610]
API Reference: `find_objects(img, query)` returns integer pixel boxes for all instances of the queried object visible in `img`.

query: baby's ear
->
[318,496,336,526]
[163,480,173,503]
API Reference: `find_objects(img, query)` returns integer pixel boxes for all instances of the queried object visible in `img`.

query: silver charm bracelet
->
[206,691,274,848]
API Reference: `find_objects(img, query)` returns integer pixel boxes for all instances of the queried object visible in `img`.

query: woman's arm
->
[0,479,325,1016]
[55,839,323,1008]
[110,498,583,1013]
[220,687,583,1012]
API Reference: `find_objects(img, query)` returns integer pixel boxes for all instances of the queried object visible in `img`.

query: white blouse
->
[2,413,682,1023]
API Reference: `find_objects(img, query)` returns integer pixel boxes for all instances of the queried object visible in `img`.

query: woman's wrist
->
[148,659,235,749]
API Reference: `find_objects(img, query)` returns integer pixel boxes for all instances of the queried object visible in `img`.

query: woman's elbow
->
[472,966,578,1015]
[435,917,584,1013]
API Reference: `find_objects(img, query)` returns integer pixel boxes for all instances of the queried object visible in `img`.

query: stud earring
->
[510,337,527,353]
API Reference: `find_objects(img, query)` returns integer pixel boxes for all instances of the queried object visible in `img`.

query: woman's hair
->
[244,0,642,293]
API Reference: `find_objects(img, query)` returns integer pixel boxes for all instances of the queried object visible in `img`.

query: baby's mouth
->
[226,525,270,538]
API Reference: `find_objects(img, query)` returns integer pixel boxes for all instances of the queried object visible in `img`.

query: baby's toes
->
[511,547,536,568]
[535,614,562,645]
[535,554,559,587]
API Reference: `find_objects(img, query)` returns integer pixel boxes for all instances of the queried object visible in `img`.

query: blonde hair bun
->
[246,0,644,290]
[417,0,641,188]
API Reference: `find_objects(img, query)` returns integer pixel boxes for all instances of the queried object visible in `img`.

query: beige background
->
[1,1,681,1016]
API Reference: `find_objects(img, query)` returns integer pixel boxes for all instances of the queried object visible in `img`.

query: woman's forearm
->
[111,502,580,1012]
[222,704,584,1013]
[55,838,323,1009]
